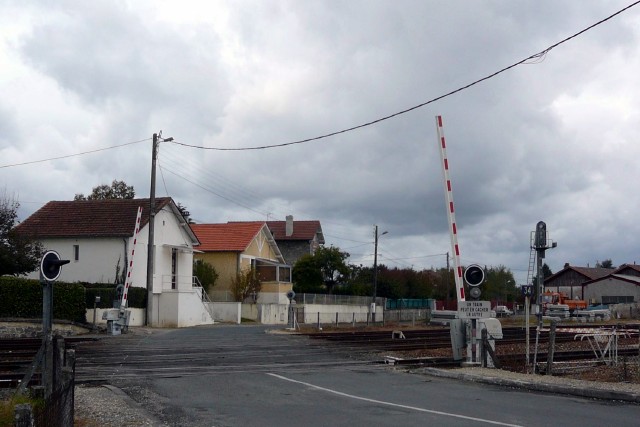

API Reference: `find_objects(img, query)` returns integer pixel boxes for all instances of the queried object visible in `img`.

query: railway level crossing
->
[434,116,503,366]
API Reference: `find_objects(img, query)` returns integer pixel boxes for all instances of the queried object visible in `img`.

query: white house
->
[15,197,213,328]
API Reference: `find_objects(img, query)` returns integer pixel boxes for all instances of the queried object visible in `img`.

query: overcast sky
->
[1,1,639,284]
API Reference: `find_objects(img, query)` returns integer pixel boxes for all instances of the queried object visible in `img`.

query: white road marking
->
[267,373,523,427]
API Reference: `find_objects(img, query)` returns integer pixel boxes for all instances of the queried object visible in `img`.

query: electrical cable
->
[167,1,639,152]
[0,138,151,169]
[159,165,271,217]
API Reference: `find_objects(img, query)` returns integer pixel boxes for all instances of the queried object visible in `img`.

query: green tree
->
[482,265,516,303]
[193,260,219,293]
[0,193,43,276]
[231,267,261,302]
[337,264,372,296]
[292,254,324,294]
[75,179,135,200]
[596,259,615,269]
[292,246,350,294]
[314,246,350,293]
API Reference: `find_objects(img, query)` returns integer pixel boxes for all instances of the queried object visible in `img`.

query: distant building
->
[190,222,292,304]
[582,263,640,305]
[545,262,640,304]
[266,215,324,265]
[544,263,613,299]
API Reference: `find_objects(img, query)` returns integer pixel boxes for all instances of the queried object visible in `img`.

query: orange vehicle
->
[541,291,587,313]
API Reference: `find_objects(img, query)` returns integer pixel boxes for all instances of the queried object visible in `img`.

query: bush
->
[0,277,86,323]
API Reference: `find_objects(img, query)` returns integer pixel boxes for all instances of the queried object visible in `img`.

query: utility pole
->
[145,132,173,327]
[145,133,158,326]
[371,225,387,323]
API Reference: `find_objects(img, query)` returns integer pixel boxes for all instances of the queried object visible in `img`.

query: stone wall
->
[0,319,91,338]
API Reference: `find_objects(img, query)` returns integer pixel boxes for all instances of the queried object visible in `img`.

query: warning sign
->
[458,301,491,319]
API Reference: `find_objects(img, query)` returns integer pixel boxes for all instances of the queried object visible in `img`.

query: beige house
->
[191,222,292,304]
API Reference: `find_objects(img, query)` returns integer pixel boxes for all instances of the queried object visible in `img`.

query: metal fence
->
[296,293,383,306]
[386,299,435,310]
[295,308,430,327]
[209,290,235,302]
[383,309,430,324]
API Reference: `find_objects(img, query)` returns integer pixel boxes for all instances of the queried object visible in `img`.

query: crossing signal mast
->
[435,116,502,366]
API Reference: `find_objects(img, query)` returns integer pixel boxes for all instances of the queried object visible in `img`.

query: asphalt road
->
[74,325,640,426]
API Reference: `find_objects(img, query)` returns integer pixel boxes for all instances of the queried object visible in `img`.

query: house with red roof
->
[191,222,292,304]
[14,197,213,327]
[266,215,324,265]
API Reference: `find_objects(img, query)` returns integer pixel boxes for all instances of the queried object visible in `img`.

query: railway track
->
[0,337,98,388]
[302,325,640,351]
[2,324,638,387]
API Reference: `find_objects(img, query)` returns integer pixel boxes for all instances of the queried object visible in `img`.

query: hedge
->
[0,277,87,323]
[0,278,148,323]
[84,285,147,309]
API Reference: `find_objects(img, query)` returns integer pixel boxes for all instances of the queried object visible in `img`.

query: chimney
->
[286,215,293,237]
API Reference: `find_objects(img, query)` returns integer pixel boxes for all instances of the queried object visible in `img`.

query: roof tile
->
[14,198,172,238]
[190,222,265,252]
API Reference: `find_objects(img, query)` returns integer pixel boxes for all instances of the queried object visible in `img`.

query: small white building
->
[15,197,213,327]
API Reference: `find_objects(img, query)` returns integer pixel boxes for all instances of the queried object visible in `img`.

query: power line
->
[159,165,271,217]
[0,138,151,169]
[168,1,639,152]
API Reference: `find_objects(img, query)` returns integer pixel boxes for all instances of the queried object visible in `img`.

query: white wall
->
[25,237,125,283]
[299,304,381,324]
[155,289,214,327]
[259,304,289,324]
[240,303,289,324]
[150,207,196,294]
[214,302,242,324]
[583,278,640,303]
[86,308,146,326]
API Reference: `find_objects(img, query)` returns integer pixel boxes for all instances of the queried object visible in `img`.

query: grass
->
[0,393,44,427]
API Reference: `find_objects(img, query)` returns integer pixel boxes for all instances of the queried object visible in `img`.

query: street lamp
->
[372,225,388,323]
[504,279,514,306]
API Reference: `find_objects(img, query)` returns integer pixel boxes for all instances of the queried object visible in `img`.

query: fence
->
[210,290,235,302]
[386,299,435,310]
[383,309,430,325]
[296,293,384,306]
[294,307,430,327]
[14,335,76,427]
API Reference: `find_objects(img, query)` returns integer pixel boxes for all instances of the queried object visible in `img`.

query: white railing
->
[192,276,215,319]
[161,274,194,290]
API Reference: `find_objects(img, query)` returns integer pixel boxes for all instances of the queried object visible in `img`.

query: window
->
[602,295,634,304]
[279,266,291,283]
[171,248,178,289]
[73,245,79,262]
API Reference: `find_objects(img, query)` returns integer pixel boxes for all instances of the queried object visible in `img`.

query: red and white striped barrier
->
[435,116,465,303]
[120,206,143,313]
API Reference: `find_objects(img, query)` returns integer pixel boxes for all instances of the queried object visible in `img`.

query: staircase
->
[192,276,215,320]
